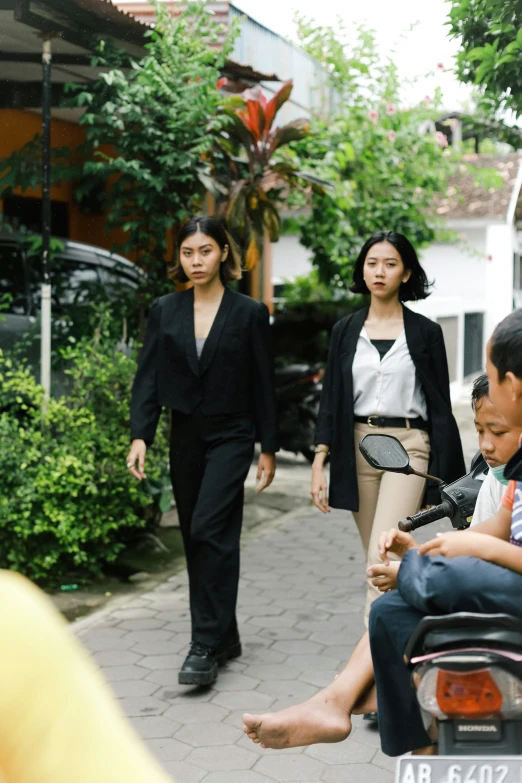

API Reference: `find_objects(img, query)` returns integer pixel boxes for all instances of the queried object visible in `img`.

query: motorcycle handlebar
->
[399,499,454,533]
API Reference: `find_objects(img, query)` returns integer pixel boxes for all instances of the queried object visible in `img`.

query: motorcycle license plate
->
[396,757,522,783]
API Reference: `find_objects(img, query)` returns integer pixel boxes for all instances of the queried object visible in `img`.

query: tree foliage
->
[448,0,522,117]
[285,19,457,290]
[206,80,323,269]
[65,0,238,298]
[0,312,170,586]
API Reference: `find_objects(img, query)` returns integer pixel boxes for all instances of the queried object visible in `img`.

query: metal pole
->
[41,37,52,407]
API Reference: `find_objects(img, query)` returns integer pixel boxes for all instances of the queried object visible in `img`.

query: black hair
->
[170,216,242,284]
[349,230,432,301]
[471,373,489,411]
[490,308,522,381]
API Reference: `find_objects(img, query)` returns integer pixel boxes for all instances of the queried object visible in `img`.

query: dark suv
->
[0,233,145,354]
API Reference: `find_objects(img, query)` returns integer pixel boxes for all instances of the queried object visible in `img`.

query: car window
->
[0,243,27,315]
[98,265,139,299]
[27,257,105,313]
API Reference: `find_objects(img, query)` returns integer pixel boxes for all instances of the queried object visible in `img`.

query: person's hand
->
[378,528,417,565]
[310,462,330,513]
[367,561,401,592]
[256,452,276,493]
[126,439,147,481]
[419,530,490,559]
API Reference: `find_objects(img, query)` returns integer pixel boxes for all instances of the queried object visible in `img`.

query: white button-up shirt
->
[352,328,428,420]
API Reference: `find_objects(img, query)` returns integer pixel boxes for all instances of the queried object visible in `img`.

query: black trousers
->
[369,550,522,757]
[169,409,255,649]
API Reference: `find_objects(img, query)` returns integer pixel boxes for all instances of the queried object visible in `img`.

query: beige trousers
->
[352,422,431,624]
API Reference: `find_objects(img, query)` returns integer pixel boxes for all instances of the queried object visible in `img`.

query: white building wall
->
[484,223,515,341]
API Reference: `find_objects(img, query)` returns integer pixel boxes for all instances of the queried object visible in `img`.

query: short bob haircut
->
[169,216,242,284]
[490,308,522,381]
[349,230,432,302]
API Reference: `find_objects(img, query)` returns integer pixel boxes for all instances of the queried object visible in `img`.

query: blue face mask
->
[490,464,510,486]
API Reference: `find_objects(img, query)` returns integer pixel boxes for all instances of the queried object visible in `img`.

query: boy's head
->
[472,373,522,467]
[486,309,522,428]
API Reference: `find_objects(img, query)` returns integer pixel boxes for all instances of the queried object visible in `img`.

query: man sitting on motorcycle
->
[243,310,522,756]
[367,371,520,590]
[367,307,522,757]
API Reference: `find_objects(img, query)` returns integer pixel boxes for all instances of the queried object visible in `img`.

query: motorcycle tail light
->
[436,669,502,717]
[417,665,522,719]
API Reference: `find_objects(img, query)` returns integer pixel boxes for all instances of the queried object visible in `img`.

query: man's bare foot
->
[242,689,351,749]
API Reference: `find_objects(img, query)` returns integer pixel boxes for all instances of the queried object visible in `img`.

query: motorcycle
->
[275,363,324,463]
[359,433,522,782]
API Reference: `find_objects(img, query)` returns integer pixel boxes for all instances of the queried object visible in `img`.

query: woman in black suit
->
[312,231,465,620]
[127,216,278,686]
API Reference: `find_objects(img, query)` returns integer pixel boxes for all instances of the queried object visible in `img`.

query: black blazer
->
[315,305,465,510]
[130,287,279,453]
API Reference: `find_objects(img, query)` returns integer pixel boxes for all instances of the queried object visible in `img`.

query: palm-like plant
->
[207,80,325,269]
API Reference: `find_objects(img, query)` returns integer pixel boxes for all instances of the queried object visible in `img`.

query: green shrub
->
[0,317,170,586]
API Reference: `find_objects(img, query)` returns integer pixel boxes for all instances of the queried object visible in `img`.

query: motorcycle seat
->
[275,364,317,384]
[405,613,522,662]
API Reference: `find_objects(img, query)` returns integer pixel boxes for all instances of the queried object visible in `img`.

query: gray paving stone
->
[103,664,148,682]
[94,650,143,666]
[187,744,258,771]
[140,653,186,670]
[118,618,166,631]
[156,686,216,703]
[131,639,185,656]
[255,680,317,701]
[322,763,393,782]
[130,715,182,739]
[286,654,342,671]
[250,664,305,681]
[371,749,398,773]
[162,761,206,782]
[271,640,325,655]
[124,629,174,643]
[241,648,288,665]
[200,771,276,783]
[260,627,312,642]
[84,635,136,652]
[212,672,261,691]
[147,737,192,761]
[211,690,275,711]
[175,721,243,747]
[305,739,375,765]
[165,703,229,724]
[254,754,326,781]
[110,607,158,620]
[110,679,160,698]
[120,695,169,717]
[298,670,338,688]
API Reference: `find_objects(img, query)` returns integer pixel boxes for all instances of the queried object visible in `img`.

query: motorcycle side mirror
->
[359,434,443,484]
[359,434,411,473]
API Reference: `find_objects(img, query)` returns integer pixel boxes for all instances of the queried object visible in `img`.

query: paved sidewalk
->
[75,504,395,783]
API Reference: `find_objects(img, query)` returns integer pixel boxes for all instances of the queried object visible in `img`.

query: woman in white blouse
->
[311,231,465,620]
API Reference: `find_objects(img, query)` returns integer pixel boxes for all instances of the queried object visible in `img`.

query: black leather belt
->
[354,415,428,431]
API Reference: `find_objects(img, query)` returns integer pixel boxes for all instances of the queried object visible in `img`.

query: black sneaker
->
[363,712,378,725]
[215,637,242,667]
[178,642,218,686]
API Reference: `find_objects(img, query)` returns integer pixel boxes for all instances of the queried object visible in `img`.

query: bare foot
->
[242,689,351,749]
[412,745,438,756]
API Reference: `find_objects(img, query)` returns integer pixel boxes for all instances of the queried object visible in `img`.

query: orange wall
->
[0,109,273,303]
[0,109,128,256]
